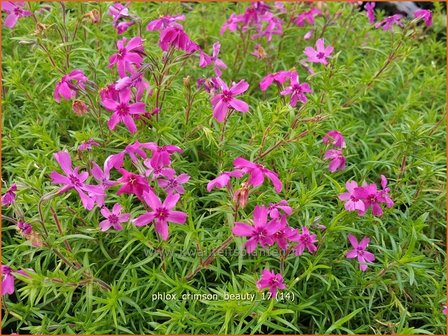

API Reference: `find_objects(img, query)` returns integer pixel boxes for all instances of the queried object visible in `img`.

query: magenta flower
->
[100,84,120,102]
[346,235,375,271]
[115,71,151,101]
[324,149,346,173]
[251,12,283,42]
[220,13,244,34]
[199,42,227,77]
[2,183,17,206]
[374,14,403,31]
[293,8,321,27]
[1,2,31,29]
[108,3,135,34]
[415,9,432,27]
[323,130,346,149]
[124,141,156,163]
[99,203,130,232]
[17,221,32,235]
[109,37,145,78]
[303,29,314,40]
[267,200,292,219]
[146,144,183,169]
[210,78,249,122]
[379,175,394,208]
[365,2,376,24]
[158,24,196,52]
[232,206,281,253]
[133,190,187,240]
[338,181,367,214]
[78,138,100,152]
[272,217,298,250]
[206,170,244,192]
[158,170,190,195]
[53,69,88,103]
[304,38,334,65]
[91,152,124,190]
[443,305,447,315]
[256,269,286,298]
[102,88,146,133]
[280,72,312,107]
[116,168,151,201]
[292,226,318,256]
[2,265,30,296]
[146,14,185,31]
[233,157,283,193]
[259,71,292,91]
[50,151,104,210]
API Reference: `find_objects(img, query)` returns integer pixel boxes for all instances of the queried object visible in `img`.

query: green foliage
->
[2,2,446,334]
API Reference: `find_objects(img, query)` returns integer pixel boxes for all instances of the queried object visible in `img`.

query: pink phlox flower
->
[365,2,376,24]
[415,9,432,27]
[232,205,282,253]
[50,151,104,210]
[220,13,245,34]
[124,141,157,163]
[2,183,17,206]
[268,200,292,219]
[1,2,32,28]
[116,168,151,201]
[100,84,120,102]
[274,2,287,14]
[252,12,283,42]
[346,234,375,271]
[272,216,298,250]
[109,37,145,78]
[2,265,32,296]
[280,72,312,107]
[374,14,403,31]
[210,78,249,122]
[108,3,135,34]
[259,70,292,92]
[233,157,283,193]
[115,70,152,101]
[199,42,228,77]
[146,14,185,31]
[158,23,197,52]
[443,305,447,315]
[323,130,346,149]
[99,203,130,231]
[133,190,187,240]
[303,29,314,40]
[379,175,394,208]
[304,38,334,65]
[145,144,183,169]
[144,162,175,181]
[338,181,367,214]
[78,138,100,151]
[256,269,286,298]
[53,69,88,103]
[324,149,346,173]
[17,221,33,235]
[101,88,146,133]
[293,7,321,27]
[292,226,318,256]
[206,170,245,192]
[91,152,124,190]
[158,170,190,195]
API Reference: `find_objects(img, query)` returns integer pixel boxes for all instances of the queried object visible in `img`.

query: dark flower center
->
[109,214,119,225]
[117,103,129,116]
[118,48,127,59]
[301,234,311,244]
[316,52,325,59]
[69,174,82,187]
[221,90,233,102]
[155,207,169,220]
[14,7,23,16]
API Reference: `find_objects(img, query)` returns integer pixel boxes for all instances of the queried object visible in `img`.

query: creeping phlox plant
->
[2,1,446,334]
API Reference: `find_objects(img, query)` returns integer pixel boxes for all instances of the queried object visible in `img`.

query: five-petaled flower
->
[53,69,88,103]
[99,203,130,231]
[2,183,17,206]
[304,38,334,65]
[256,269,286,298]
[346,234,375,271]
[233,157,283,193]
[133,190,187,240]
[211,78,249,122]
[109,37,145,78]
[1,2,31,29]
[199,42,228,77]
[292,226,318,256]
[280,72,312,107]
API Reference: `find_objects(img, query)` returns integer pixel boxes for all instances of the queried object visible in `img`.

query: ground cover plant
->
[1,1,446,334]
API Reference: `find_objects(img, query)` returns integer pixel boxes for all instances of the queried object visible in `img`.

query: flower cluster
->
[339,176,394,217]
[322,130,346,173]
[107,3,135,34]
